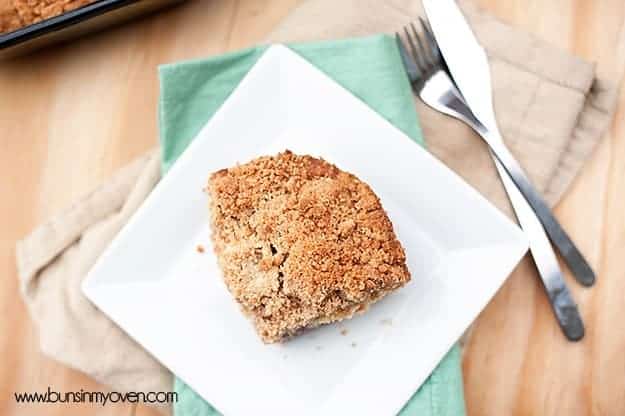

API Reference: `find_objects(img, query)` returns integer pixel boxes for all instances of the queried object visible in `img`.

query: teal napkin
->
[159,34,466,416]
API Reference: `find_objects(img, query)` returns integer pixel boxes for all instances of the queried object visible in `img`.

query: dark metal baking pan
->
[0,0,186,59]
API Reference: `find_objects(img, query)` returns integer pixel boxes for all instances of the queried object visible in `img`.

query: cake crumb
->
[340,328,348,336]
[380,318,393,326]
[1,0,97,34]
[196,245,205,253]
[206,151,410,343]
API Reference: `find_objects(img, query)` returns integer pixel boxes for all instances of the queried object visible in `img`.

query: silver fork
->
[396,20,584,341]
[401,18,595,290]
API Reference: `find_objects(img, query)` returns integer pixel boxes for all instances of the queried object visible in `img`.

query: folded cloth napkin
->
[15,0,618,415]
[267,0,617,213]
[160,36,464,416]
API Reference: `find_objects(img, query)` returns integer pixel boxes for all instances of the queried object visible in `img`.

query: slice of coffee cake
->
[206,151,410,343]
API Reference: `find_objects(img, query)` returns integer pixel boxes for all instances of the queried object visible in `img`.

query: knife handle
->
[413,68,585,339]
[493,155,584,341]
[481,128,596,288]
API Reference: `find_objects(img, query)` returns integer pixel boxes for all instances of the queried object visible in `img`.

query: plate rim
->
[82,43,528,416]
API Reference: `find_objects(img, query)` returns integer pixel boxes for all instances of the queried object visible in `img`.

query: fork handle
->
[419,74,586,337]
[493,155,584,340]
[481,128,595,287]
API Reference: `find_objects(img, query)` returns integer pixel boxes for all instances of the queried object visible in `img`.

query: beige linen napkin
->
[15,0,618,406]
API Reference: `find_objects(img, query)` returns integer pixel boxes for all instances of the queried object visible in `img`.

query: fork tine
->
[419,17,441,63]
[411,22,431,69]
[403,26,425,73]
[395,33,422,81]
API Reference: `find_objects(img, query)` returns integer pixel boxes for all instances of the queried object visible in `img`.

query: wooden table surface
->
[1,0,624,415]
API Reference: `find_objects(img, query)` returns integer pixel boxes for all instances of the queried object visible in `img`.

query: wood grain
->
[0,1,300,416]
[466,1,625,415]
[0,0,623,415]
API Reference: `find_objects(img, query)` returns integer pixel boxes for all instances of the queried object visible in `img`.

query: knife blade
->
[396,34,584,340]
[422,0,496,128]
[422,0,596,287]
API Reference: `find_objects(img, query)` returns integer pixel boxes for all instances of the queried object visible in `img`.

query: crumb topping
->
[1,0,95,34]
[206,150,410,342]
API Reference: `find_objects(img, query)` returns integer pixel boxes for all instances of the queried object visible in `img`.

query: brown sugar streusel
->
[205,150,410,343]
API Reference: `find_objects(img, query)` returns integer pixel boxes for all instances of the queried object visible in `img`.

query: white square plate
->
[83,45,527,416]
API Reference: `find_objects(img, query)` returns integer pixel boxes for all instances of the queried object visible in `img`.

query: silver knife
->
[422,0,595,287]
[395,21,584,340]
